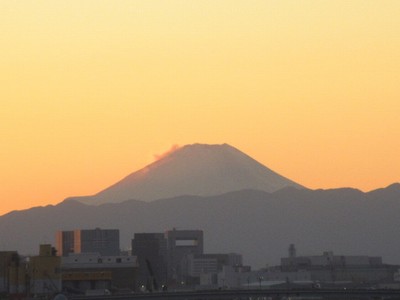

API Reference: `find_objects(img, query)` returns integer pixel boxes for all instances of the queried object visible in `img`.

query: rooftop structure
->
[165,229,203,283]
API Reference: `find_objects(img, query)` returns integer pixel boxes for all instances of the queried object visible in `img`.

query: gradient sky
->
[1,1,399,216]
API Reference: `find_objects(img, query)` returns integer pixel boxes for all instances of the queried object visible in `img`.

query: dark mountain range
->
[1,184,400,268]
[68,143,304,206]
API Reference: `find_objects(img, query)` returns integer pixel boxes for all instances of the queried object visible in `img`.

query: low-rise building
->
[182,253,243,286]
[0,251,26,295]
[280,246,397,284]
[217,265,311,289]
[1,245,62,298]
[28,244,62,296]
[61,252,138,293]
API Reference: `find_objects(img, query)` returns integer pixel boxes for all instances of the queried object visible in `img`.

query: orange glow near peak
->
[1,0,400,215]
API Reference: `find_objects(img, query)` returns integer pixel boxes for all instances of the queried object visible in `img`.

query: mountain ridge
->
[1,184,400,268]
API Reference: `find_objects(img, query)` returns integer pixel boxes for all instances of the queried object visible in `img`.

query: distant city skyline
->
[4,227,396,296]
[1,1,400,215]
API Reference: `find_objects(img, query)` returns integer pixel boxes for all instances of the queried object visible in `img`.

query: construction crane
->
[145,259,158,292]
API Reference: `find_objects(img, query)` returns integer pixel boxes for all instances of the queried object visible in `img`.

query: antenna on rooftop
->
[289,244,296,258]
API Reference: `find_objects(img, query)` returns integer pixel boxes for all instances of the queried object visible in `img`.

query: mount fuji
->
[0,143,399,267]
[69,143,304,206]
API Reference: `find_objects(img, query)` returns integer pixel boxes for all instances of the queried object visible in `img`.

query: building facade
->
[61,253,137,293]
[56,228,120,257]
[131,233,167,291]
[0,251,25,295]
[165,229,203,284]
[1,245,62,297]
[280,247,396,284]
[28,244,62,296]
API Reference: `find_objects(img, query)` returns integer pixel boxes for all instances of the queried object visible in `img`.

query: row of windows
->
[72,257,131,263]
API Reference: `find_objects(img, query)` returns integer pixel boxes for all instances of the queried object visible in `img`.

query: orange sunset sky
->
[1,1,399,216]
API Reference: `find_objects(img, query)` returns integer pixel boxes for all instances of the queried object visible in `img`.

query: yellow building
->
[0,251,26,295]
[28,244,61,297]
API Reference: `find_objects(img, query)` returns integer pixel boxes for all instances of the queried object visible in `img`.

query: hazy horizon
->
[1,142,398,217]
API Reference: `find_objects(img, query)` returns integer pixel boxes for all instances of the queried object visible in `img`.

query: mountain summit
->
[71,143,304,205]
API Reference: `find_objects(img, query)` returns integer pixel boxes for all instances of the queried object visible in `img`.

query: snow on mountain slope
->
[73,143,304,205]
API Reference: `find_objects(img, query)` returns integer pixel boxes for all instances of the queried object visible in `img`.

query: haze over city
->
[1,1,400,216]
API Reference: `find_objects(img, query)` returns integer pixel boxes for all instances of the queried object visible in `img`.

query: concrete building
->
[61,253,138,293]
[131,233,167,291]
[184,253,242,277]
[213,246,399,289]
[0,251,26,295]
[165,229,203,284]
[281,250,383,271]
[130,229,246,290]
[56,231,74,257]
[280,247,396,284]
[28,244,62,297]
[182,253,243,287]
[1,245,62,297]
[217,266,311,289]
[56,228,120,257]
